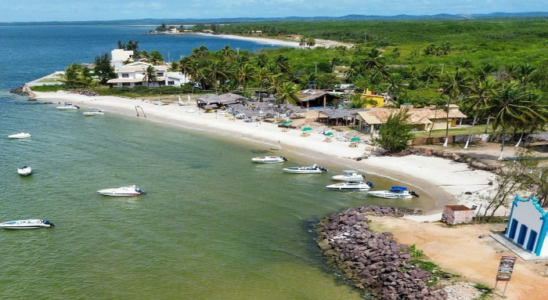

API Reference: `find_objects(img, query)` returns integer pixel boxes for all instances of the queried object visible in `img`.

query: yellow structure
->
[360,89,385,107]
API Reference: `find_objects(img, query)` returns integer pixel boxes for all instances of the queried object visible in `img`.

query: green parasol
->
[323,132,333,136]
[302,127,312,132]
[350,137,361,142]
[282,120,293,125]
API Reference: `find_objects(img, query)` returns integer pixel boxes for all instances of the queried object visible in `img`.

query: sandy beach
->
[198,33,354,49]
[33,91,498,215]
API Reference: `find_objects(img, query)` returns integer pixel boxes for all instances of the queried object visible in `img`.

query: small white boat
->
[8,132,31,139]
[97,185,146,197]
[83,108,104,116]
[0,219,54,229]
[283,164,328,174]
[57,102,79,110]
[332,170,364,182]
[326,181,374,191]
[252,156,288,164]
[367,186,419,199]
[17,165,32,176]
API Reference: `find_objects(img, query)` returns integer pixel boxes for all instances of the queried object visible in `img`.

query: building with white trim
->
[505,195,548,256]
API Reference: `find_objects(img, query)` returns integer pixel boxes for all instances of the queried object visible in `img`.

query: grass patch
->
[473,283,493,299]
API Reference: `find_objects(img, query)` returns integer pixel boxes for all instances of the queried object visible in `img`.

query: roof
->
[445,205,474,211]
[355,106,467,125]
[319,108,366,119]
[297,90,326,102]
[197,93,245,105]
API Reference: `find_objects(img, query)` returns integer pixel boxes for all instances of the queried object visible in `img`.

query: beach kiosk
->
[505,195,548,257]
[441,205,475,225]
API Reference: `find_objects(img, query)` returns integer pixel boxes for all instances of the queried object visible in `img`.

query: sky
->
[2,0,545,22]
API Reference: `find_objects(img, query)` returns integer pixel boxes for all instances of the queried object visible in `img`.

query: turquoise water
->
[0,25,431,299]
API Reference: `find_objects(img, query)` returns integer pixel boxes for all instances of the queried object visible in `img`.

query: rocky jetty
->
[316,206,447,300]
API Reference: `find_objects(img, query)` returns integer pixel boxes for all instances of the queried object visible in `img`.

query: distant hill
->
[2,12,548,25]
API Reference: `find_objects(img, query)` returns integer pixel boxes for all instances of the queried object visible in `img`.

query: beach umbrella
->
[302,127,312,132]
[324,132,333,136]
[282,120,292,125]
[350,137,361,142]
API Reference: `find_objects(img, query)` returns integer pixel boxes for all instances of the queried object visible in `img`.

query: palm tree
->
[461,77,497,149]
[362,48,384,72]
[143,65,158,87]
[204,60,228,94]
[419,65,440,87]
[255,54,269,68]
[274,82,300,106]
[274,55,291,74]
[234,63,256,95]
[218,46,235,61]
[484,82,546,159]
[439,67,471,147]
[190,46,209,60]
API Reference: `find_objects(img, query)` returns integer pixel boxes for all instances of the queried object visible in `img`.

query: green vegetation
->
[473,283,493,299]
[373,110,414,153]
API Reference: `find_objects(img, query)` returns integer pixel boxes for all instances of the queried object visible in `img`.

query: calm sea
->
[0,25,430,299]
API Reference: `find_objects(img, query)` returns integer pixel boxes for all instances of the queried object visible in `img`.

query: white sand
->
[198,33,353,49]
[34,91,498,216]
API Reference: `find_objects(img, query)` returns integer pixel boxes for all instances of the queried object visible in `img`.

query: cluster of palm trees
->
[344,47,548,157]
[170,45,300,104]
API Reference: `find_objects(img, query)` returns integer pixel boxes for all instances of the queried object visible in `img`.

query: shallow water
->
[0,25,431,299]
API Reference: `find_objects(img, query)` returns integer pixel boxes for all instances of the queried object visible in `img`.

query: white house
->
[505,195,548,256]
[164,72,190,87]
[107,62,168,88]
[111,49,134,69]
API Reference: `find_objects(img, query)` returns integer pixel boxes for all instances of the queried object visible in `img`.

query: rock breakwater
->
[316,206,447,300]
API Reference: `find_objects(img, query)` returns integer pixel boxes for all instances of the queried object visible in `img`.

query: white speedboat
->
[97,185,146,197]
[332,170,364,181]
[367,186,419,199]
[83,108,104,116]
[0,219,54,229]
[283,164,328,174]
[17,165,32,176]
[57,102,79,110]
[327,181,374,191]
[8,132,31,139]
[251,156,288,164]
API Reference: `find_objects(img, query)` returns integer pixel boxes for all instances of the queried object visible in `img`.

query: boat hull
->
[97,185,145,197]
[326,183,371,191]
[8,133,31,139]
[251,156,287,164]
[367,191,413,199]
[283,169,324,174]
[17,167,32,176]
[0,219,53,229]
[331,175,364,181]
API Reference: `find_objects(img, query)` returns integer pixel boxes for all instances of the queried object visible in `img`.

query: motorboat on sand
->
[57,102,79,110]
[283,164,328,174]
[0,219,54,229]
[332,170,364,181]
[17,165,32,176]
[8,132,31,139]
[251,156,288,164]
[326,181,374,191]
[97,185,146,197]
[367,186,419,199]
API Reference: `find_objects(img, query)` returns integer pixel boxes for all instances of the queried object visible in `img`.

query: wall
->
[506,199,544,255]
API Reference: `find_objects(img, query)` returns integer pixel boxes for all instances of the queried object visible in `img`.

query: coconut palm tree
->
[274,82,300,106]
[461,77,497,149]
[204,60,229,94]
[218,45,235,61]
[439,67,471,147]
[484,82,546,159]
[255,54,269,69]
[143,65,158,87]
[235,63,256,95]
[274,55,291,74]
[419,65,440,87]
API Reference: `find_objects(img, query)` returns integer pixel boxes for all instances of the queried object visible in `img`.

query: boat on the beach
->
[367,186,419,199]
[283,164,328,174]
[83,108,104,116]
[17,165,32,176]
[326,181,374,191]
[0,219,54,229]
[8,132,31,139]
[252,156,288,164]
[57,102,79,110]
[332,170,364,182]
[97,185,146,197]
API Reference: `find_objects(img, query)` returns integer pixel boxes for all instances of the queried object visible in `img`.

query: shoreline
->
[196,33,354,49]
[32,90,498,215]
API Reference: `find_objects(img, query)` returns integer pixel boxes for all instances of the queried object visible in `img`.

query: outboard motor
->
[137,188,146,195]
[282,156,288,161]
[43,219,55,226]
[410,191,420,198]
[320,167,328,172]
[366,181,374,188]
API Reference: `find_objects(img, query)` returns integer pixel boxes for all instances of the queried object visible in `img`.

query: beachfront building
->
[360,88,387,107]
[107,62,189,88]
[505,195,548,256]
[353,104,467,135]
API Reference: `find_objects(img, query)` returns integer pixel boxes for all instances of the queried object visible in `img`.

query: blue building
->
[505,195,548,256]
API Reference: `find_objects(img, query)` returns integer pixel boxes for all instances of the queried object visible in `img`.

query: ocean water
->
[0,25,429,299]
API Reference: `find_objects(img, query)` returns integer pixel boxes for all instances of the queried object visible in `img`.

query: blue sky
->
[2,0,545,22]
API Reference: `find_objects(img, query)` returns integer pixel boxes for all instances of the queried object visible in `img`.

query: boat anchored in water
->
[0,219,54,229]
[283,164,328,174]
[83,108,104,116]
[17,165,32,176]
[367,186,419,199]
[332,170,364,182]
[57,102,80,110]
[326,181,374,191]
[8,132,31,139]
[251,156,288,164]
[97,185,146,197]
